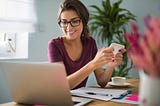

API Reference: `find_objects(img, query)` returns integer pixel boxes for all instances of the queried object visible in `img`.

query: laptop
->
[0,61,93,106]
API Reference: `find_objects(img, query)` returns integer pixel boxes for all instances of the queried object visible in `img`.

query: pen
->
[86,92,113,97]
[113,90,132,99]
[121,90,131,96]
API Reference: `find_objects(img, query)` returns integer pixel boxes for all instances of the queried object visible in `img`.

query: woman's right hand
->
[91,47,114,69]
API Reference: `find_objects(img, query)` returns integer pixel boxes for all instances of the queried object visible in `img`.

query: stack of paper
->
[71,87,130,101]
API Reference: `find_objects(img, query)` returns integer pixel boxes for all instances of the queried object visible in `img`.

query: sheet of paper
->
[71,87,129,101]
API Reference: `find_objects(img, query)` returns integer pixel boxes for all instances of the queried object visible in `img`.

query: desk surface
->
[1,78,139,106]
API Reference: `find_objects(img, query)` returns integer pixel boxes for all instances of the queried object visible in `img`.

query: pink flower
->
[125,16,160,77]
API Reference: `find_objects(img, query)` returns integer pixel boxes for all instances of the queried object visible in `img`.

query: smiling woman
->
[48,0,126,90]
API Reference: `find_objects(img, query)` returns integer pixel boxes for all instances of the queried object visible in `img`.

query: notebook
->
[0,61,92,106]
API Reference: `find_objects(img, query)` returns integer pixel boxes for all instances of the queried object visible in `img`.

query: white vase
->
[139,71,160,106]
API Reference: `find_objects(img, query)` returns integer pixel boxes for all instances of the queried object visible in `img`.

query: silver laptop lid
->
[0,62,73,106]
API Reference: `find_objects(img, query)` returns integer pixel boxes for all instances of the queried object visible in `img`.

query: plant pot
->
[139,71,160,106]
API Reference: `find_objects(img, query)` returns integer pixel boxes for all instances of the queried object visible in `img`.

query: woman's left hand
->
[108,49,126,68]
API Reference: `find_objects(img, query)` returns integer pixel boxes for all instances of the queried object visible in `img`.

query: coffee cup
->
[111,77,126,85]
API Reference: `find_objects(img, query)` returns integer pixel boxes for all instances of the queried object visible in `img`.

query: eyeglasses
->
[58,19,81,28]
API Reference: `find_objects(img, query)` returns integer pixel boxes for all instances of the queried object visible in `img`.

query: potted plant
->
[89,0,136,77]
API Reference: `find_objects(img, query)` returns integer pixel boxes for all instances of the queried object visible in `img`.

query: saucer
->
[108,82,131,87]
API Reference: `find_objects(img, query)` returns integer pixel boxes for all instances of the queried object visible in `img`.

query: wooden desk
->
[0,78,139,106]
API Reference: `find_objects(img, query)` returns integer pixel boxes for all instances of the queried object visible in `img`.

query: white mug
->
[111,77,126,85]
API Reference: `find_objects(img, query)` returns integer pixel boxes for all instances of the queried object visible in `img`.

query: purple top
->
[48,36,97,89]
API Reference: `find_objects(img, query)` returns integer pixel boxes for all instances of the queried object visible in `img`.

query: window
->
[0,0,36,59]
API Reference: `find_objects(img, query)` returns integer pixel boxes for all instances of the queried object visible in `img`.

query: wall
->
[0,0,160,103]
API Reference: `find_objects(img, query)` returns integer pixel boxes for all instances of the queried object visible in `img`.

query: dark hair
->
[58,0,90,37]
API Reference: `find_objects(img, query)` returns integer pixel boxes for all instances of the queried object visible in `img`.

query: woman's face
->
[60,10,83,40]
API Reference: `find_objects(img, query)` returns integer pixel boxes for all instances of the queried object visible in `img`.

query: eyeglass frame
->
[58,19,81,28]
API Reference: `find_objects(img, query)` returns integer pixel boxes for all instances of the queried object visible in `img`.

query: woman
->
[48,0,126,89]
